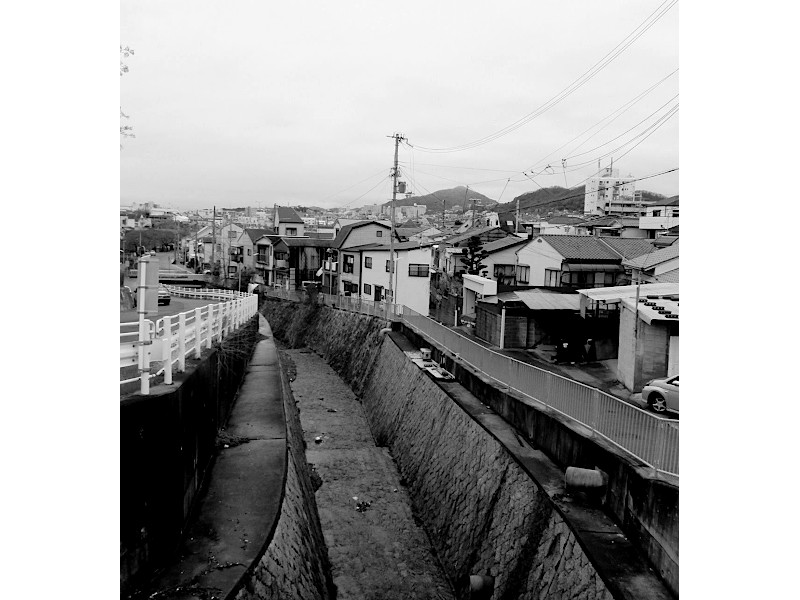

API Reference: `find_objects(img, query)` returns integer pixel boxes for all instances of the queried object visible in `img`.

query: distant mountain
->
[382,186,496,213]
[496,187,673,215]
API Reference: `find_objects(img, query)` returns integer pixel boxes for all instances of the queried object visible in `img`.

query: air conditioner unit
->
[420,348,432,360]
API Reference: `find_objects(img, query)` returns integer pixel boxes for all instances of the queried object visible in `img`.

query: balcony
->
[256,254,268,265]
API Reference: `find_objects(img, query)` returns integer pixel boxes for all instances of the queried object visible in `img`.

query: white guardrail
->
[266,288,678,478]
[120,286,259,394]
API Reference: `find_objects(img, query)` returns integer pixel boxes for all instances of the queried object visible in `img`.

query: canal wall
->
[261,299,675,599]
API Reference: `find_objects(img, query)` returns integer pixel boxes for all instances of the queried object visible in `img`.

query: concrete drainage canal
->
[281,347,455,600]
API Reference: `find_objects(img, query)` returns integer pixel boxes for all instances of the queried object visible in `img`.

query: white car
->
[642,375,679,414]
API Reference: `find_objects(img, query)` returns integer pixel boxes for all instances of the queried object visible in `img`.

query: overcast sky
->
[120,0,678,210]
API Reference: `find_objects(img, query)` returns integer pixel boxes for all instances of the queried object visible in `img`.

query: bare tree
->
[120,46,135,147]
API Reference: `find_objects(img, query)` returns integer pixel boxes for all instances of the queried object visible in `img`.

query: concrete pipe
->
[565,467,608,492]
[469,575,495,599]
[379,328,392,335]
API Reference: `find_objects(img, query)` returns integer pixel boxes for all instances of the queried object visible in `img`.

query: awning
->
[562,263,624,272]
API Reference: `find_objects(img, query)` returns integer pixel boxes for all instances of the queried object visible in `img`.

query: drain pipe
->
[379,327,392,335]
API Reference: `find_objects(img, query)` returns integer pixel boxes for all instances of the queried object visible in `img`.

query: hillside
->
[496,187,672,215]
[381,186,496,213]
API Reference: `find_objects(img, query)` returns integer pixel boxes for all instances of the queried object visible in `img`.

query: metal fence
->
[262,289,678,477]
[400,307,679,477]
[120,287,259,394]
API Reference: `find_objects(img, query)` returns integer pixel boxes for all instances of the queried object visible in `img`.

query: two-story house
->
[515,235,624,289]
[347,242,433,315]
[623,240,679,284]
[231,228,275,273]
[478,235,529,286]
[273,206,305,237]
[332,221,400,295]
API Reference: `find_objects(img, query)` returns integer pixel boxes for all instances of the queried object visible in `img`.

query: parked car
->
[158,285,171,306]
[642,375,679,413]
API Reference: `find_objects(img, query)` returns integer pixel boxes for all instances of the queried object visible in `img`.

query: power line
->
[318,168,389,202]
[410,0,678,153]
[340,174,393,208]
[527,68,679,171]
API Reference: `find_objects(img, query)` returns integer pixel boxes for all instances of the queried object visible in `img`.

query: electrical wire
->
[319,168,391,203]
[410,0,678,153]
[528,68,678,171]
[340,174,393,207]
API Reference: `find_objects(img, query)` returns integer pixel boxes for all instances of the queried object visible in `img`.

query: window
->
[343,254,355,273]
[286,228,297,236]
[228,230,237,239]
[544,269,560,287]
[408,264,429,277]
[343,281,359,294]
[364,283,372,295]
[365,257,372,268]
[493,264,516,285]
[376,230,383,237]
[386,260,391,273]
[516,265,530,284]
[652,210,662,217]
[247,249,252,256]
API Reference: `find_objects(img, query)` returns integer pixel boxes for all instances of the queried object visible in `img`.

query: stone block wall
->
[361,338,614,600]
[236,365,334,600]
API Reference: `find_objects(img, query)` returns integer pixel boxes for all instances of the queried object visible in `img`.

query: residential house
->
[346,242,434,315]
[574,216,647,238]
[623,240,679,284]
[521,216,585,236]
[273,206,305,237]
[479,235,530,286]
[218,222,245,277]
[231,228,275,272]
[332,221,400,295]
[516,235,625,289]
[253,235,282,286]
[434,226,512,277]
[639,197,678,237]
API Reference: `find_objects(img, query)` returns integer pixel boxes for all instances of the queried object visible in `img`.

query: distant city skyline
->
[121,1,678,210]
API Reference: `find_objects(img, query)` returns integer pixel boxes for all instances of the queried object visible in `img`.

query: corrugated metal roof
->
[481,289,580,311]
[539,235,621,261]
[577,282,679,302]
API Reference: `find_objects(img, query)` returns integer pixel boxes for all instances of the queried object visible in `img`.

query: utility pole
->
[387,132,405,310]
[469,187,476,229]
[515,196,520,234]
[212,205,217,273]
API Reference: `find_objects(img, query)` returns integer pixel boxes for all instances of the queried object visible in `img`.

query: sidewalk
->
[451,325,645,409]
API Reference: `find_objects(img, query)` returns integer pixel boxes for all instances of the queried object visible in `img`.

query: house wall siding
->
[340,224,390,249]
[617,304,673,392]
[516,238,563,286]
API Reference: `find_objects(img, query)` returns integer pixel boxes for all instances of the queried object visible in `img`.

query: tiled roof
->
[244,228,275,242]
[539,235,621,261]
[332,221,394,249]
[546,216,586,225]
[482,236,528,254]
[444,226,503,245]
[623,240,679,269]
[653,268,679,283]
[597,237,657,259]
[276,206,303,223]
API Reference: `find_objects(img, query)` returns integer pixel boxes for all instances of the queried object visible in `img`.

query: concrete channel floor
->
[282,347,456,600]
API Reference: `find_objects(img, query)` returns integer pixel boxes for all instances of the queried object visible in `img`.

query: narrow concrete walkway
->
[283,348,455,600]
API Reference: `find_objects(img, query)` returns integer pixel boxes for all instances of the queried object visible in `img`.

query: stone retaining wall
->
[362,337,613,600]
[235,358,334,600]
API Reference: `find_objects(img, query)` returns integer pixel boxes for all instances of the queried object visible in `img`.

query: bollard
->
[163,315,173,385]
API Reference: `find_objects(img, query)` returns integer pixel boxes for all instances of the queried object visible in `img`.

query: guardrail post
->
[207,305,215,348]
[194,307,202,358]
[178,313,186,372]
[163,315,173,385]
[654,421,667,475]
[590,389,600,434]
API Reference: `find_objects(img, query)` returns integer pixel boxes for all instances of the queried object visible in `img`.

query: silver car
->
[643,375,679,414]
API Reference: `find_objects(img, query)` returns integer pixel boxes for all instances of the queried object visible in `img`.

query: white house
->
[352,242,433,315]
[479,235,529,285]
[273,206,305,237]
[515,235,624,289]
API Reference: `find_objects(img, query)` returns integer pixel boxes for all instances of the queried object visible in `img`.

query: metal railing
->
[401,306,678,477]
[266,289,678,477]
[120,287,259,394]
